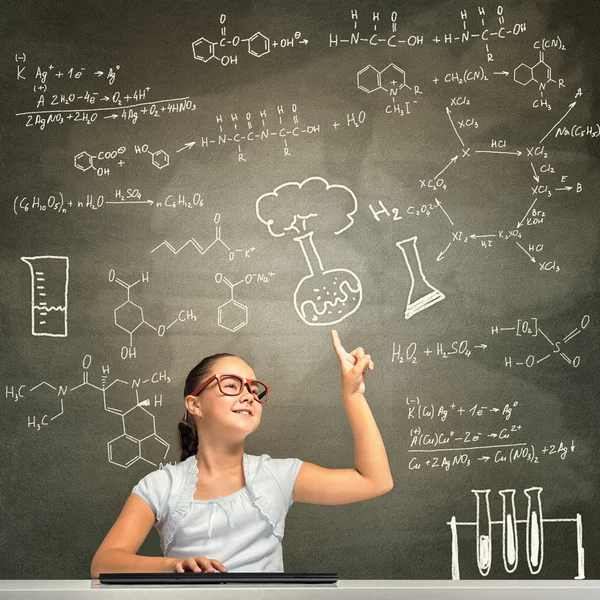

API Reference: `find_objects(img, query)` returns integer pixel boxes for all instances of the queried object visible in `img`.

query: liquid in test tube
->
[499,489,519,573]
[472,489,492,576]
[21,255,69,337]
[525,487,544,575]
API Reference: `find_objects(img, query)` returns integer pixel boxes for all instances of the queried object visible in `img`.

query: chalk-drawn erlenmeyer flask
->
[499,489,519,573]
[21,255,69,337]
[396,236,445,319]
[472,489,492,577]
[524,487,544,575]
[293,231,362,326]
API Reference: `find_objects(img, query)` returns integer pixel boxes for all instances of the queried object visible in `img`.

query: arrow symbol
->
[469,234,496,239]
[517,198,538,228]
[555,186,573,191]
[434,155,458,180]
[474,344,488,349]
[105,200,154,205]
[474,150,522,156]
[516,241,536,262]
[437,241,452,262]
[477,456,491,462]
[446,107,465,147]
[176,142,196,152]
[103,114,118,119]
[492,71,509,76]
[530,162,539,182]
[435,198,454,225]
[94,70,104,76]
[539,100,576,143]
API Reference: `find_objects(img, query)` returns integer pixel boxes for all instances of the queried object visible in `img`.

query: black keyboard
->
[99,571,338,584]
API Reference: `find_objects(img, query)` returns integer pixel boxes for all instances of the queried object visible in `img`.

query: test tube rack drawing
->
[396,236,445,319]
[21,255,69,337]
[447,487,584,580]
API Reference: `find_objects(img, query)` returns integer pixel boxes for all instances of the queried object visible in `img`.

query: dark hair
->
[178,353,238,462]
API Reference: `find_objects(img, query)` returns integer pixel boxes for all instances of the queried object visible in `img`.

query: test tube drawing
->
[396,236,445,319]
[447,486,585,580]
[525,487,544,575]
[473,490,492,576]
[499,489,519,573]
[21,255,69,337]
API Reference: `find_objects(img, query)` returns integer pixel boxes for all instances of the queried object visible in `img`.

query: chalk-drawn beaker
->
[499,489,519,573]
[21,255,69,337]
[396,236,445,319]
[524,487,544,575]
[293,231,362,326]
[473,489,492,576]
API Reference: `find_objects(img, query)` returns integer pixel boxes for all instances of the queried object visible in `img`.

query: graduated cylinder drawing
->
[447,487,585,579]
[21,255,69,337]
[396,236,445,319]
[256,177,362,326]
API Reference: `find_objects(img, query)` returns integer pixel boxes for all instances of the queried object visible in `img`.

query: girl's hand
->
[331,330,374,397]
[168,556,227,573]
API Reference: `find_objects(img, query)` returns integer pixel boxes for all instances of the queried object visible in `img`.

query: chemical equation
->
[13,189,206,215]
[391,313,589,368]
[192,13,308,66]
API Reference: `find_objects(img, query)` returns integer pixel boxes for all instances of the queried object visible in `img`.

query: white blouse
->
[131,453,304,572]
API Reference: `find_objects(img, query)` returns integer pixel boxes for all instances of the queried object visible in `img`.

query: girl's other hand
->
[168,556,227,573]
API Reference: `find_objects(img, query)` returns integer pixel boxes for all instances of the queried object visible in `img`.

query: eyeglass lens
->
[218,375,268,401]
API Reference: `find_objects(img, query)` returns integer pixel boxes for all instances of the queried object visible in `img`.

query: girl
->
[90,330,393,577]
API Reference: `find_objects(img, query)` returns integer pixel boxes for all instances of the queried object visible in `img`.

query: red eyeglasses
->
[190,374,270,403]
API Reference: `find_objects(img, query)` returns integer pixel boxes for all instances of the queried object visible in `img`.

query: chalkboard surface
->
[1,0,599,581]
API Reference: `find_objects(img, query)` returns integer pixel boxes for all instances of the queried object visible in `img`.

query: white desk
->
[1,580,599,599]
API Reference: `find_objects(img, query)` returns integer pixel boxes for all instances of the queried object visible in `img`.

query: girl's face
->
[193,356,264,430]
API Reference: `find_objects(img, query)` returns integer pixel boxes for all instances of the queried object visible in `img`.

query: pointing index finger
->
[331,329,346,356]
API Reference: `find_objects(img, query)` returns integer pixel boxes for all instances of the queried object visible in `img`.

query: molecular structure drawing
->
[109,269,196,358]
[357,63,414,95]
[5,355,171,468]
[191,14,308,66]
[215,273,251,332]
[74,145,170,177]
[151,213,254,261]
[514,51,560,88]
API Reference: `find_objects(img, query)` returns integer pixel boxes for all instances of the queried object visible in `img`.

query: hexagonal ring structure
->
[74,151,94,172]
[151,150,169,169]
[248,32,270,58]
[357,65,382,93]
[192,37,216,62]
[218,300,248,332]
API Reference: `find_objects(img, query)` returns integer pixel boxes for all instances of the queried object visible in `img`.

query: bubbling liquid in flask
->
[293,232,362,326]
[396,236,445,319]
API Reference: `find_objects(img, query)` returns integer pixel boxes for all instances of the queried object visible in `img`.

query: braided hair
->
[178,353,238,462]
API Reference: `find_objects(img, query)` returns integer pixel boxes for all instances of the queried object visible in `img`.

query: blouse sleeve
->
[263,456,304,513]
[131,467,172,524]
